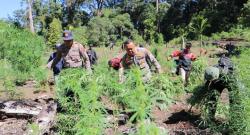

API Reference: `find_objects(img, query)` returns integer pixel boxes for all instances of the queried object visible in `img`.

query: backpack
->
[217,56,234,74]
[87,50,97,65]
[179,55,192,71]
[108,57,122,70]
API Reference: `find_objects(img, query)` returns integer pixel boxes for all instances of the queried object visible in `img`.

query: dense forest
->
[6,0,250,46]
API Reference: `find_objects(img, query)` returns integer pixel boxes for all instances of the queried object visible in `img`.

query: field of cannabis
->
[0,20,250,135]
[53,44,250,135]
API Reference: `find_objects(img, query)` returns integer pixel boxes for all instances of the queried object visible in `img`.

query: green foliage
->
[111,13,135,39]
[27,123,40,135]
[0,59,19,98]
[55,54,183,134]
[121,68,152,122]
[86,10,140,46]
[167,37,182,47]
[8,0,250,43]
[135,120,167,135]
[72,27,88,45]
[139,4,157,44]
[155,33,165,46]
[147,74,183,109]
[239,0,250,27]
[189,14,209,47]
[32,68,48,88]
[0,21,45,84]
[56,69,105,135]
[187,57,208,92]
[211,27,250,41]
[46,18,62,47]
[87,16,114,46]
[232,48,250,134]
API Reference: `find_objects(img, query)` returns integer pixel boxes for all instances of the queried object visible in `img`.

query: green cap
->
[204,66,220,81]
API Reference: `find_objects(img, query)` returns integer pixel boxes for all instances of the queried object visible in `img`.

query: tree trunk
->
[97,0,104,16]
[181,35,185,49]
[28,0,35,33]
[200,34,203,56]
[156,0,159,13]
[156,0,160,32]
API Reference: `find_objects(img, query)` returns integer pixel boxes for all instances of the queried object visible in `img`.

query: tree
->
[239,0,250,27]
[27,0,35,33]
[46,18,62,47]
[189,15,209,55]
[174,25,188,49]
[137,4,157,44]
[8,9,27,28]
[72,27,88,45]
[62,0,86,26]
[87,16,114,46]
[112,13,134,39]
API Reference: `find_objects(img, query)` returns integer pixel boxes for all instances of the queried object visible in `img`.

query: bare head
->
[123,40,136,56]
[185,42,192,49]
[184,42,192,53]
[89,45,93,50]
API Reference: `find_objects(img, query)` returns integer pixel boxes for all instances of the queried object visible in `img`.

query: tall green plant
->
[189,15,209,54]
[0,21,45,83]
[46,18,62,47]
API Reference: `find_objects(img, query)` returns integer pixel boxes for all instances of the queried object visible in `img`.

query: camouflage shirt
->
[51,42,91,71]
[119,47,161,82]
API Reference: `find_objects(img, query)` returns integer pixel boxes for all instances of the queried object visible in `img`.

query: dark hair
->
[186,42,192,48]
[123,39,133,48]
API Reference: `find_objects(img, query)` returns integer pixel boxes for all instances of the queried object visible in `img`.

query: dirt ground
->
[0,79,54,101]
[151,94,210,135]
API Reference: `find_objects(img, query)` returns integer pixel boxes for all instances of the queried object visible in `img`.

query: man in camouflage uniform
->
[51,30,91,73]
[119,40,162,83]
[203,55,240,121]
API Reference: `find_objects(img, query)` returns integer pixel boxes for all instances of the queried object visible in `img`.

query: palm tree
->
[189,15,208,55]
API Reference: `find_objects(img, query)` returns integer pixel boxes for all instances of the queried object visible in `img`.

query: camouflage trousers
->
[141,68,152,83]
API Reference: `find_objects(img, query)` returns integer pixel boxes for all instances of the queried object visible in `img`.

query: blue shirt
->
[48,52,63,75]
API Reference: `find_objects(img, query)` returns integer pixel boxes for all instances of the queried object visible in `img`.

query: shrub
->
[0,21,45,83]
[72,27,88,45]
[46,18,62,47]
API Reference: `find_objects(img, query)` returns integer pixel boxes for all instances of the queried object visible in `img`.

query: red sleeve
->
[171,50,181,57]
[190,53,196,61]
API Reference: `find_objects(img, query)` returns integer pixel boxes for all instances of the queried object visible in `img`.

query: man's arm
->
[167,50,181,61]
[79,45,91,72]
[51,51,62,69]
[48,52,55,63]
[145,49,162,73]
[94,51,98,60]
[190,53,196,61]
[118,63,125,83]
